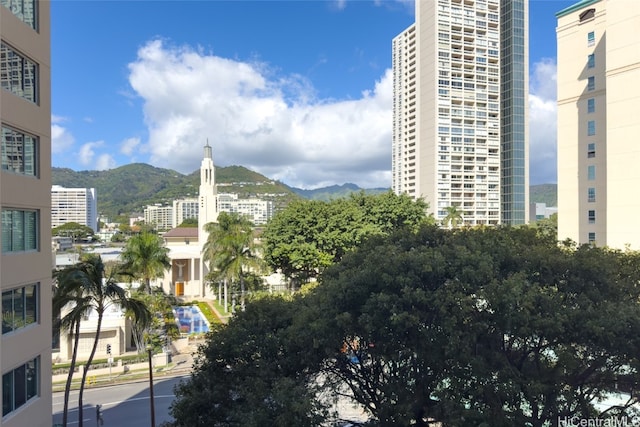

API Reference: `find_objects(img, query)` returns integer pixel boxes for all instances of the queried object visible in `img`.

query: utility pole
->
[147,346,156,427]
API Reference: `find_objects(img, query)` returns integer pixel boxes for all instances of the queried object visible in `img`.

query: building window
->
[588,187,596,203]
[588,143,596,158]
[2,357,39,416]
[587,54,595,69]
[588,210,596,224]
[2,284,38,334]
[1,126,37,176]
[587,76,595,91]
[587,120,596,136]
[587,165,596,180]
[0,0,37,29]
[588,31,595,46]
[1,209,38,252]
[587,98,595,113]
[588,232,596,244]
[0,42,37,103]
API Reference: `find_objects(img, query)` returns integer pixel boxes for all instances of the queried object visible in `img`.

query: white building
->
[217,193,274,225]
[392,0,529,225]
[529,203,558,223]
[51,185,98,232]
[172,198,199,228]
[1,1,53,425]
[557,0,640,248]
[143,205,173,231]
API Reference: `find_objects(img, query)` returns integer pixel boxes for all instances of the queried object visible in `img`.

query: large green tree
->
[52,222,95,242]
[170,296,328,426]
[262,191,432,290]
[203,212,264,311]
[171,225,640,427]
[53,255,151,427]
[120,231,171,293]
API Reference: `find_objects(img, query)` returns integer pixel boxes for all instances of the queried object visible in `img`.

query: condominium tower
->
[51,185,98,232]
[392,0,529,225]
[557,0,640,248]
[1,0,52,426]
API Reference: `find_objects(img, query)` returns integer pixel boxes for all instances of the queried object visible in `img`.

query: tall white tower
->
[198,142,219,232]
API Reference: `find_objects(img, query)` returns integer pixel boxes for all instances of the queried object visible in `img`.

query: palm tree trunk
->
[62,319,82,427]
[240,276,245,311]
[77,311,103,427]
[223,279,228,313]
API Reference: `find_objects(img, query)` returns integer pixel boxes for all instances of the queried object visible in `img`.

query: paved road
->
[53,376,189,426]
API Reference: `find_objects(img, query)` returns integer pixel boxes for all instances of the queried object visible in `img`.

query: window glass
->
[588,210,596,224]
[588,31,595,46]
[0,42,38,103]
[1,209,38,252]
[1,126,38,176]
[588,143,596,158]
[588,54,595,68]
[588,165,596,180]
[1,357,39,416]
[588,120,596,136]
[0,0,37,29]
[588,76,595,91]
[2,372,12,416]
[588,187,596,202]
[587,98,595,113]
[588,232,596,243]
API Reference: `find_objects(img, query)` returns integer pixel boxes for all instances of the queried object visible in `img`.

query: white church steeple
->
[198,141,218,230]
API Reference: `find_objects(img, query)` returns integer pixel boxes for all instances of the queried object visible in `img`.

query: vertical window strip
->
[0,42,38,103]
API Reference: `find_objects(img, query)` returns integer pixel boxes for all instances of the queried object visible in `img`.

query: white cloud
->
[79,141,103,167]
[529,58,557,185]
[96,154,116,171]
[51,116,75,154]
[127,39,393,188]
[120,137,141,156]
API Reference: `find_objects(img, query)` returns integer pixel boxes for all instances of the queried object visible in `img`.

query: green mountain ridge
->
[52,164,557,221]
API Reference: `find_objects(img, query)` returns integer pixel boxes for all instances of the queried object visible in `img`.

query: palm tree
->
[53,270,93,427]
[120,232,171,293]
[202,212,263,312]
[442,206,464,229]
[53,254,151,427]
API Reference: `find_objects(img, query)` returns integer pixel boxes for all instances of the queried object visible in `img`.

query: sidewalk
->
[52,341,200,392]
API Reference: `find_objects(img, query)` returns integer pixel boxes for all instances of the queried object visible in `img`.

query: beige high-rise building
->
[557,0,640,248]
[0,0,52,426]
[392,0,529,226]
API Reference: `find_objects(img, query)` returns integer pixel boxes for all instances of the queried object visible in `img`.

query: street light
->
[147,345,156,427]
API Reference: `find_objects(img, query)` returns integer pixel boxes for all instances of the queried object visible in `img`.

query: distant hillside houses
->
[143,193,274,230]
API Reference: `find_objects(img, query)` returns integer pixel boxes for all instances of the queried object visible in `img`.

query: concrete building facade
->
[392,0,529,225]
[172,198,198,228]
[217,193,274,226]
[1,0,53,425]
[143,204,173,231]
[51,185,98,232]
[557,0,640,248]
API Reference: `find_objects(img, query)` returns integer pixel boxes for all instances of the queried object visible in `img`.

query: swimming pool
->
[173,305,210,334]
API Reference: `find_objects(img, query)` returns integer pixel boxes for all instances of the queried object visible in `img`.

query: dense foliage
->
[262,191,433,289]
[52,222,95,241]
[171,226,640,427]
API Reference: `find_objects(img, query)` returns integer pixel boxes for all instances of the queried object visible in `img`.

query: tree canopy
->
[261,191,432,289]
[171,225,640,427]
[52,222,95,241]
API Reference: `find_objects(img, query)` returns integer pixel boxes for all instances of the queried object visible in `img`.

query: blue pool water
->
[173,305,210,334]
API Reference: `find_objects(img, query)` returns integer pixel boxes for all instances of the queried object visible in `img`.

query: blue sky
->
[51,0,571,189]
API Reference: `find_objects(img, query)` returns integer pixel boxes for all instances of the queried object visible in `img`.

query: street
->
[52,376,189,426]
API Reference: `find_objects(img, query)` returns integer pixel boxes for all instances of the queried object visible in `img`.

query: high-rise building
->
[1,0,53,425]
[392,0,529,225]
[172,198,199,228]
[557,0,640,248]
[143,204,173,231]
[51,185,98,232]
[216,193,274,226]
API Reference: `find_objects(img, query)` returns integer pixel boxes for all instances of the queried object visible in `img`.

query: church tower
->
[198,141,218,232]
